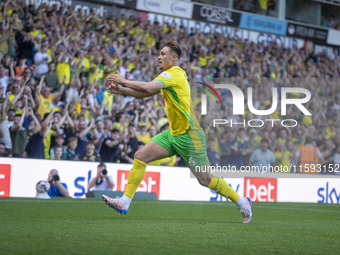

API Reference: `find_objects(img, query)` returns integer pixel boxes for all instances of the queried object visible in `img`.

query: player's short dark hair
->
[165,41,182,60]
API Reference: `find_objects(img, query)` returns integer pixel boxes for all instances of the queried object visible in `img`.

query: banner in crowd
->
[240,12,287,36]
[148,13,304,49]
[192,3,240,27]
[0,158,339,204]
[287,22,328,45]
[136,0,193,19]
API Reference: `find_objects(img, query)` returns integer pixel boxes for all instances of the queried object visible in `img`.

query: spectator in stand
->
[79,140,101,162]
[35,75,64,119]
[23,109,54,159]
[207,140,220,167]
[15,57,28,79]
[62,137,79,160]
[219,132,234,167]
[44,62,60,92]
[75,118,94,156]
[274,141,290,172]
[34,42,50,75]
[100,128,123,162]
[0,142,9,157]
[10,109,27,157]
[230,128,249,169]
[50,134,65,159]
[249,139,276,172]
[16,32,34,66]
[0,66,10,97]
[51,145,63,160]
[296,136,325,174]
[0,99,14,151]
[135,122,150,144]
[120,123,138,164]
[91,119,106,154]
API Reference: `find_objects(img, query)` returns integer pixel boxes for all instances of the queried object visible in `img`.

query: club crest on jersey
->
[160,72,172,80]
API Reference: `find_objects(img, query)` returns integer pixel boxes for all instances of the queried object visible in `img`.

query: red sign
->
[244,177,277,202]
[117,170,160,199]
[0,164,11,197]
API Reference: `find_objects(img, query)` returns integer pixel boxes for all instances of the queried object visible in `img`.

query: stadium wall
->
[0,158,339,204]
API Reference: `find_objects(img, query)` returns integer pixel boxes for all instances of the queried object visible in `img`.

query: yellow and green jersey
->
[154,66,201,136]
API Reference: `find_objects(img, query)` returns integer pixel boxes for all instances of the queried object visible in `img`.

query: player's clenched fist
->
[107,71,124,84]
[105,80,121,94]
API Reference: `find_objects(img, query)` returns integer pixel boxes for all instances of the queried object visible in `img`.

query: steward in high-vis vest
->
[15,57,28,79]
[297,137,324,174]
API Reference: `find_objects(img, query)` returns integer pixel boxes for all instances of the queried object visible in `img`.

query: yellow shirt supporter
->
[37,94,54,119]
[136,132,151,144]
[154,66,201,136]
[275,151,291,172]
[56,63,70,84]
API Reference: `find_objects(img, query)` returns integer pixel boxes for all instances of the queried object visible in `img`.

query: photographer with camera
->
[47,169,70,197]
[87,162,115,191]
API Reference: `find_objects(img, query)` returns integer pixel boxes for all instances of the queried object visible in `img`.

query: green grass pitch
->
[0,198,339,255]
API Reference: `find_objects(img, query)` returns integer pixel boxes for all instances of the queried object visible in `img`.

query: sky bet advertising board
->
[1,158,339,203]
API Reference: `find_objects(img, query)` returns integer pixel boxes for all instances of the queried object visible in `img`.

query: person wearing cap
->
[88,163,115,191]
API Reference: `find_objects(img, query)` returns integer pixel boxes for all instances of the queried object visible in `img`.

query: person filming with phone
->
[88,162,115,191]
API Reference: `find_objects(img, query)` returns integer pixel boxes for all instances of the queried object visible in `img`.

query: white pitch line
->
[0,199,339,213]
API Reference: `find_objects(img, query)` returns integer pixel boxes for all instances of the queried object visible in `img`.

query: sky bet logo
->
[317,182,340,204]
[199,83,312,128]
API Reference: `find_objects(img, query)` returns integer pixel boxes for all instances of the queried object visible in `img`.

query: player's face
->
[158,47,175,70]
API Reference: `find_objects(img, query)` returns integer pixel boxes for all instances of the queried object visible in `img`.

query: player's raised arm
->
[107,72,164,94]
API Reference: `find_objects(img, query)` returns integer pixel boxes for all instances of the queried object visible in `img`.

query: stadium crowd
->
[0,0,339,173]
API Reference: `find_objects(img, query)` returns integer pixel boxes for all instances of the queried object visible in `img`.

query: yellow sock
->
[124,158,147,198]
[208,176,239,203]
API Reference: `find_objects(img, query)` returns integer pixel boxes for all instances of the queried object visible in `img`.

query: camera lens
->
[52,175,60,181]
[102,169,107,175]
